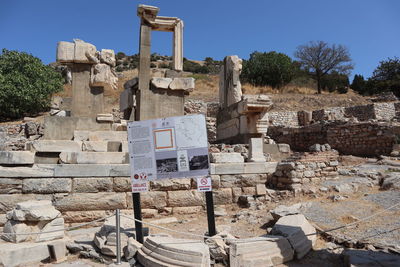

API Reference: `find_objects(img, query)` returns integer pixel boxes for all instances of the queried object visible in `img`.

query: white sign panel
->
[127,114,210,189]
[197,177,212,192]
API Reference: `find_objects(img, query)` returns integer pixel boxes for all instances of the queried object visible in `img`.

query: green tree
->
[0,49,63,120]
[294,41,353,94]
[320,71,349,93]
[351,74,366,94]
[366,57,400,96]
[241,51,295,88]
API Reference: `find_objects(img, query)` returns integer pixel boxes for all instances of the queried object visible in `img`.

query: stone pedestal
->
[248,138,266,162]
[71,64,104,117]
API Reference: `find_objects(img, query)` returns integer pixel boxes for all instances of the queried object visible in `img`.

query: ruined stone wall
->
[0,161,277,226]
[184,100,217,142]
[270,151,339,191]
[268,122,400,156]
[267,111,299,127]
[374,102,396,121]
[0,122,43,151]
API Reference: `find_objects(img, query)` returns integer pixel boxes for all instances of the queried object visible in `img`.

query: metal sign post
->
[205,191,216,236]
[132,192,144,244]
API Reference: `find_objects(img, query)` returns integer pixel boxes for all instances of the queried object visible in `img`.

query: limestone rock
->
[59,152,128,164]
[57,41,75,63]
[210,153,244,163]
[229,236,294,267]
[100,49,116,67]
[381,173,400,190]
[26,140,82,152]
[271,214,316,259]
[11,200,61,221]
[151,77,172,89]
[37,217,65,242]
[90,63,118,90]
[169,77,195,91]
[137,236,210,266]
[73,39,97,63]
[0,151,34,165]
[2,220,32,243]
[124,237,142,260]
[270,203,302,220]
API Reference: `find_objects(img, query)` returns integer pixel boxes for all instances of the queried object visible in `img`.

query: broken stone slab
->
[37,217,65,242]
[73,39,97,63]
[248,138,266,162]
[205,235,229,262]
[96,113,114,123]
[53,164,130,177]
[9,200,61,221]
[88,131,127,141]
[229,236,294,267]
[0,194,52,213]
[271,214,316,259]
[381,173,400,190]
[151,77,172,89]
[0,151,35,165]
[124,237,142,260]
[73,130,90,141]
[56,41,75,63]
[90,63,118,90]
[54,192,127,211]
[82,141,108,152]
[169,77,195,91]
[210,153,244,163]
[22,178,72,194]
[119,89,133,112]
[26,140,83,152]
[333,183,358,193]
[59,152,129,164]
[0,240,66,267]
[2,220,33,243]
[343,249,400,267]
[47,240,67,263]
[270,203,303,220]
[137,236,210,266]
[100,49,116,67]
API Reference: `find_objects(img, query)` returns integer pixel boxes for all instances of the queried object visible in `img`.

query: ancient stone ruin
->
[1,3,400,267]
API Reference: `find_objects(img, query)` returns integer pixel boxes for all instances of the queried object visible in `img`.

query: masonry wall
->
[268,122,400,157]
[0,122,43,151]
[0,161,277,226]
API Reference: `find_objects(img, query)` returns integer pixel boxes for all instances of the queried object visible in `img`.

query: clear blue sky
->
[1,0,399,79]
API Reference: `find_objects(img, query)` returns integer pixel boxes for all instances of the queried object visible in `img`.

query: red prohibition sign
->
[200,178,208,185]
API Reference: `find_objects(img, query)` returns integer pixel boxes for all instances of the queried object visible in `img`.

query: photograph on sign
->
[127,114,210,187]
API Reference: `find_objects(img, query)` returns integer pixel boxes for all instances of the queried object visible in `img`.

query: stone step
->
[26,140,82,152]
[88,131,128,141]
[59,152,129,164]
[0,151,35,165]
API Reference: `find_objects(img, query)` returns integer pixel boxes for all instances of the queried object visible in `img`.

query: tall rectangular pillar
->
[173,20,183,71]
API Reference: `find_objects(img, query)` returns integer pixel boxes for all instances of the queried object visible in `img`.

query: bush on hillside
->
[0,49,63,120]
[241,51,295,88]
[365,57,400,96]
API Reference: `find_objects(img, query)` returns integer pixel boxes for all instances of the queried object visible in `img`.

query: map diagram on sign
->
[175,116,208,148]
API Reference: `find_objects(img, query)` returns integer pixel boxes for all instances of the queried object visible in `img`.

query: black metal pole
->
[132,192,144,244]
[205,191,217,236]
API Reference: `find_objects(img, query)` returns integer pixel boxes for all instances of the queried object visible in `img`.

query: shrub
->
[241,51,295,88]
[0,49,63,120]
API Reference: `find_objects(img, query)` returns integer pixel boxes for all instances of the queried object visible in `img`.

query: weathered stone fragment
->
[0,178,22,194]
[210,153,244,163]
[271,214,316,259]
[73,177,113,193]
[73,39,97,63]
[169,77,195,91]
[26,140,82,152]
[37,217,65,242]
[150,178,191,191]
[167,190,204,207]
[90,63,118,90]
[0,151,35,165]
[229,236,294,266]
[56,41,74,62]
[22,178,71,194]
[88,131,127,141]
[54,192,127,211]
[59,152,128,164]
[137,236,210,266]
[151,77,172,89]
[100,49,116,67]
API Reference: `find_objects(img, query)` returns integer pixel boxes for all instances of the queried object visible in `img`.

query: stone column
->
[136,22,153,120]
[248,138,266,162]
[71,64,104,117]
[173,20,183,71]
